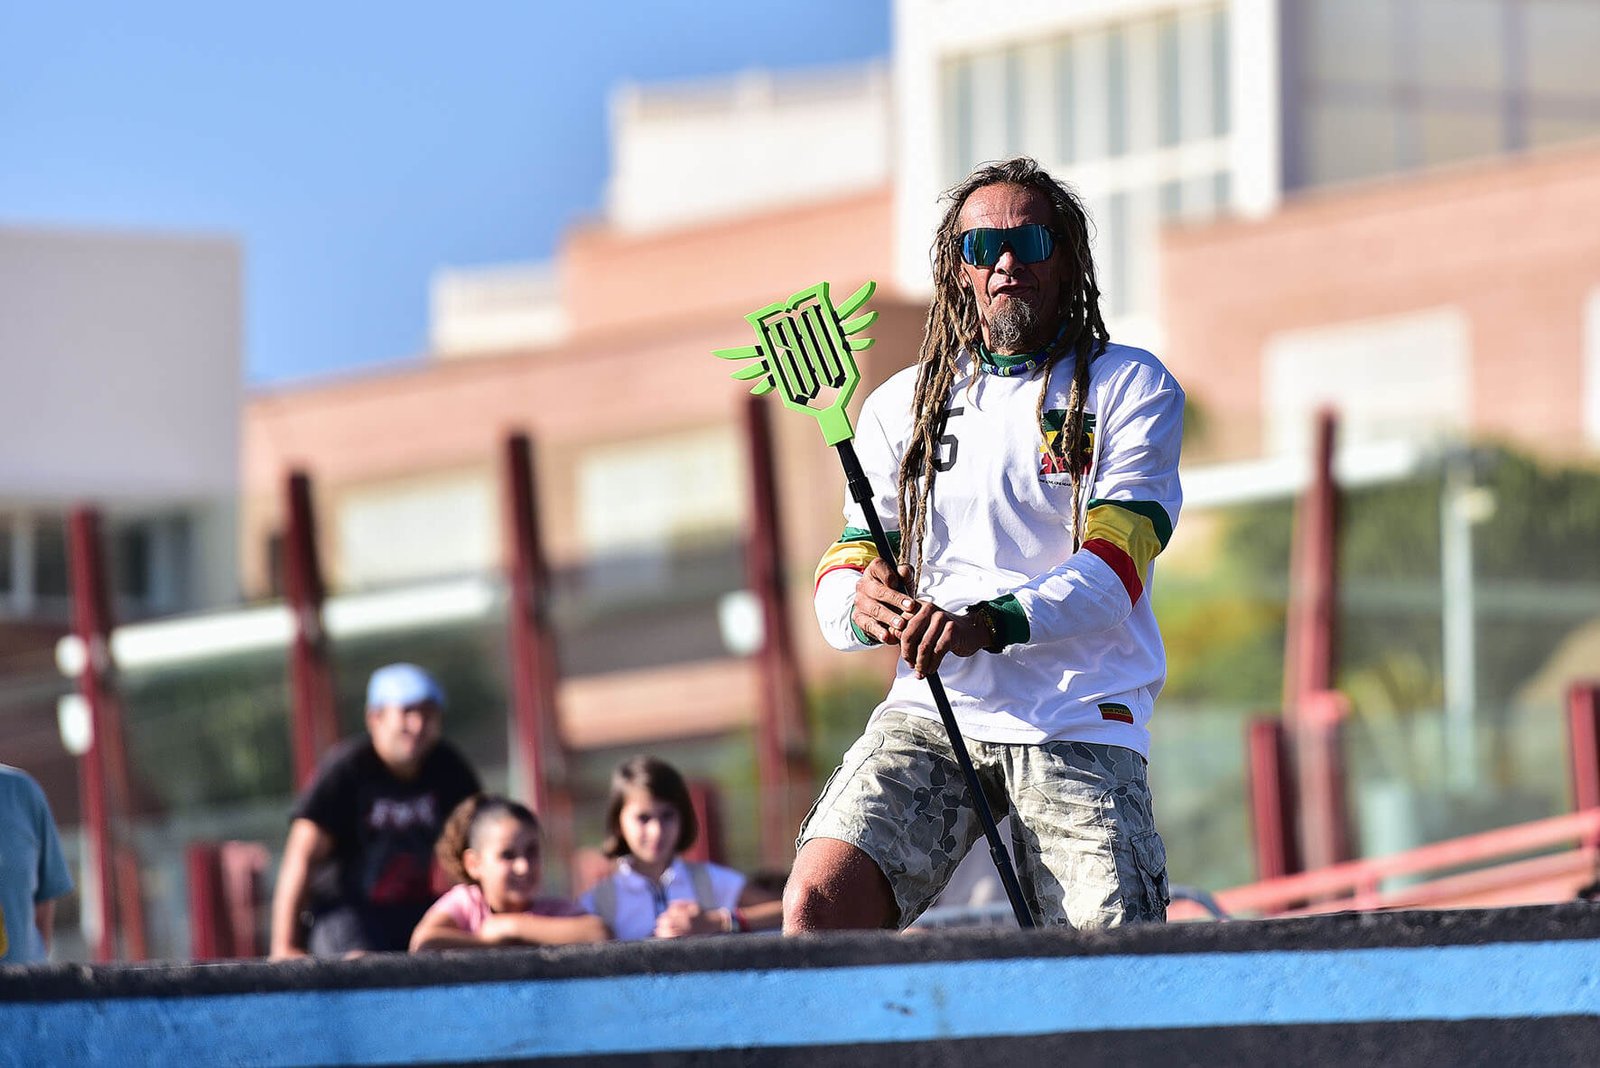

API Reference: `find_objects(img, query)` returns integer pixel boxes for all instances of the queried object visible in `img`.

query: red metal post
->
[1246,717,1303,879]
[1567,683,1600,849]
[1283,409,1339,724]
[189,840,270,959]
[186,842,223,960]
[683,780,726,865]
[68,507,149,961]
[284,470,338,788]
[1568,682,1600,811]
[115,846,149,960]
[1299,690,1354,870]
[501,433,575,877]
[73,729,115,963]
[742,396,815,866]
[220,841,270,958]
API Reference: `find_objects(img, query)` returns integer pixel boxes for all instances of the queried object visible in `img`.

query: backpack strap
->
[686,861,718,912]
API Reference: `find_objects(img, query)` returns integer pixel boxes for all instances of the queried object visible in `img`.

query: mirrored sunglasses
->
[958,224,1058,267]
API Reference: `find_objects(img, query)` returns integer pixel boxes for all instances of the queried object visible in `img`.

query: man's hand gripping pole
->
[715,280,1036,929]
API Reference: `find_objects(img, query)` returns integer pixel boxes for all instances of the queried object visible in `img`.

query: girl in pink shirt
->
[410,794,606,951]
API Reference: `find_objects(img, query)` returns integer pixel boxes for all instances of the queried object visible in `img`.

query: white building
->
[0,225,242,623]
[891,0,1600,363]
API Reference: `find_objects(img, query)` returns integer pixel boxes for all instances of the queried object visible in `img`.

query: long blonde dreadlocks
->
[896,158,1110,594]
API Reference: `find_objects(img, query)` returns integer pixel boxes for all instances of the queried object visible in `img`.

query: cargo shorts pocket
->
[794,731,887,852]
[1131,830,1170,920]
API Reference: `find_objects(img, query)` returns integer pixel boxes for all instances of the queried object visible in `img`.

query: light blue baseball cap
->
[366,663,445,710]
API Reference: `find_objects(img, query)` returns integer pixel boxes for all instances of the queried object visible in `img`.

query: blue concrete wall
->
[4,905,1599,1066]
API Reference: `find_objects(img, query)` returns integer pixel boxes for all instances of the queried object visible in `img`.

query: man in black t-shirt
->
[269,663,480,957]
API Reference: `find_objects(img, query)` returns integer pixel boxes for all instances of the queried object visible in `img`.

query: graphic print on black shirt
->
[293,737,480,912]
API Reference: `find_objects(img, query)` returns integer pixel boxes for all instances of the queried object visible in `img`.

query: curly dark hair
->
[435,793,541,886]
[600,755,698,860]
[898,157,1109,592]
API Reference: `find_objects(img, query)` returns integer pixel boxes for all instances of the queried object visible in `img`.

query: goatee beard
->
[987,298,1040,352]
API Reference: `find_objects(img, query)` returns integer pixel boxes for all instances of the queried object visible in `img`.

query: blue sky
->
[0,2,890,384]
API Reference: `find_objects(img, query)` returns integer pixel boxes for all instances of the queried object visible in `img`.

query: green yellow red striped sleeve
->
[813,527,902,591]
[1080,499,1173,605]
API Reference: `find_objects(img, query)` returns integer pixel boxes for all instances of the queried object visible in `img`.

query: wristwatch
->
[966,602,1004,655]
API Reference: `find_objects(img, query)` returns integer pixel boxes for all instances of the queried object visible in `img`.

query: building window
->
[1304,0,1395,89]
[0,523,11,598]
[944,55,972,181]
[336,474,497,590]
[1263,307,1472,454]
[1289,0,1600,190]
[935,3,1233,323]
[1416,0,1504,94]
[1209,4,1231,136]
[1524,0,1600,98]
[1160,179,1183,221]
[1302,97,1404,186]
[1004,47,1026,157]
[1158,14,1182,148]
[1054,39,1076,163]
[1104,192,1130,318]
[969,50,1010,165]
[1106,25,1128,158]
[1418,106,1503,168]
[34,518,68,602]
[1212,170,1232,215]
[1529,112,1600,148]
[938,5,1233,171]
[577,427,742,594]
[115,523,151,602]
[1072,31,1109,162]
[1182,173,1212,220]
[265,530,286,599]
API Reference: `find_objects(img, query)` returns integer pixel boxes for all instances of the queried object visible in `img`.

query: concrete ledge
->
[5,905,1600,1066]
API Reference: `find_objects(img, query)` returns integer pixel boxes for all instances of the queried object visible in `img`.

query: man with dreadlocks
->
[785,158,1183,933]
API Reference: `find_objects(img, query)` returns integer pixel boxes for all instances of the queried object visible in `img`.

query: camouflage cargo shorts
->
[797,709,1169,930]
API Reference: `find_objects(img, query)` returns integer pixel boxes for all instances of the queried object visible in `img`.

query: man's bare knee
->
[784,838,897,934]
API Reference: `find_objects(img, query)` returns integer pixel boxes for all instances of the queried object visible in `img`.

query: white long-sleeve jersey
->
[813,343,1184,755]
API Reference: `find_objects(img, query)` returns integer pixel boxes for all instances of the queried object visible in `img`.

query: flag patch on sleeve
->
[1099,703,1134,724]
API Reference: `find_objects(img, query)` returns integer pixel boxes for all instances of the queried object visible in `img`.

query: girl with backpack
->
[581,756,782,940]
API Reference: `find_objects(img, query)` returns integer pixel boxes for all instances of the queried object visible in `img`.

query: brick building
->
[1163,142,1600,462]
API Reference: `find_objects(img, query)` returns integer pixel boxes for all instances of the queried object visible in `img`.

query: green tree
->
[1158,444,1600,744]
